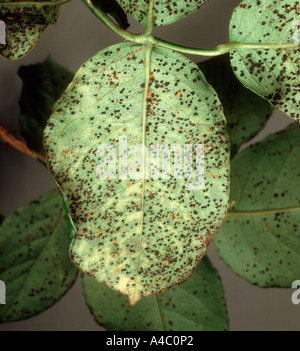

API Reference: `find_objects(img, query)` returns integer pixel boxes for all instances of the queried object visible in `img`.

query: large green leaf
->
[199,56,273,156]
[0,0,68,60]
[214,123,300,287]
[0,189,78,323]
[43,42,230,305]
[116,0,209,27]
[18,57,73,154]
[229,0,300,122]
[83,257,228,331]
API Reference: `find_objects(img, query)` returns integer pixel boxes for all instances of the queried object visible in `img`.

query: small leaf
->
[199,56,273,156]
[0,0,68,60]
[18,57,73,154]
[83,257,228,331]
[229,0,300,122]
[44,42,230,305]
[214,123,300,287]
[0,189,78,323]
[116,0,210,27]
[92,0,130,30]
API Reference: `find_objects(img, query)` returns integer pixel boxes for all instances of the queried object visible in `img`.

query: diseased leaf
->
[214,123,300,287]
[199,56,273,156]
[0,189,78,323]
[83,257,228,331]
[18,57,73,154]
[43,42,230,305]
[116,0,210,27]
[229,0,300,122]
[0,0,68,60]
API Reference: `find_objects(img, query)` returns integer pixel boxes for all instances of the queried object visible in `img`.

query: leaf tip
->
[127,291,142,307]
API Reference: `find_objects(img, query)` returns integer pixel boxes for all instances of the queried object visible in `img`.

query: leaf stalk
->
[81,0,300,56]
[0,124,46,163]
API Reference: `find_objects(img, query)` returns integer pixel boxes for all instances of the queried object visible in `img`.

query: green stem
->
[150,39,300,56]
[144,0,154,36]
[82,0,300,56]
[81,0,142,42]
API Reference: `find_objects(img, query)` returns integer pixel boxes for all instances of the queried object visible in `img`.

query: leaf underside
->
[83,257,228,331]
[116,0,210,26]
[229,0,300,122]
[0,189,78,323]
[0,1,61,60]
[214,123,300,287]
[44,42,230,305]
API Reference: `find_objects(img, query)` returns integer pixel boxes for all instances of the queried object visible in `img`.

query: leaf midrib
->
[132,44,153,304]
[227,206,300,217]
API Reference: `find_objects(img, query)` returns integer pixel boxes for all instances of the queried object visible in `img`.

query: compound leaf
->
[0,189,78,323]
[0,0,68,60]
[18,57,73,154]
[214,123,300,287]
[116,0,210,27]
[83,257,228,331]
[229,0,300,122]
[199,56,273,157]
[44,42,230,305]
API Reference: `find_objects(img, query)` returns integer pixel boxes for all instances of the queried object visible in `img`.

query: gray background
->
[0,0,299,331]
